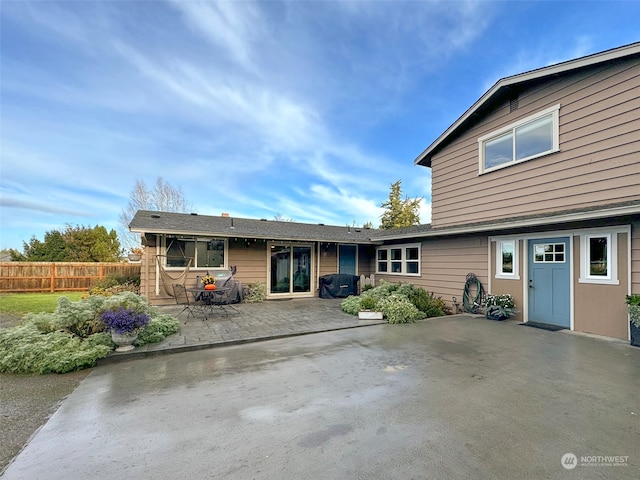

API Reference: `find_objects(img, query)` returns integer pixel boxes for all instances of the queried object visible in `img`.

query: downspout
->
[317,242,321,294]
[155,235,160,296]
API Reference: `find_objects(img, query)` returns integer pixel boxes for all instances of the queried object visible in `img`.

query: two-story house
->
[373,42,640,340]
[130,42,639,341]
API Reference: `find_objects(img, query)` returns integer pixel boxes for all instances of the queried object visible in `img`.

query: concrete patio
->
[99,297,385,364]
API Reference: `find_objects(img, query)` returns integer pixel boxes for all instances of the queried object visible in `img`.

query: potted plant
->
[484,293,517,321]
[358,296,383,320]
[626,294,640,347]
[201,275,217,290]
[128,247,144,262]
[100,307,150,352]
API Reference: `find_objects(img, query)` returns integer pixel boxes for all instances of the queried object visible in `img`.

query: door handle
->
[529,279,534,289]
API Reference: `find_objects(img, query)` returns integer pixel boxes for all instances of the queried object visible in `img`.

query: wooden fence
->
[0,262,141,293]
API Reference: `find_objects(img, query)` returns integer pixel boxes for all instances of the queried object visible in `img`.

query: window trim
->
[478,104,560,174]
[376,243,421,276]
[495,239,520,280]
[579,232,618,285]
[163,236,228,270]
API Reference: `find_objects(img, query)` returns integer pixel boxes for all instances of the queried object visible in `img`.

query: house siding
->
[140,238,377,305]
[632,219,640,295]
[376,236,489,311]
[139,237,270,306]
[358,245,376,277]
[430,57,640,228]
[488,241,524,322]
[318,244,338,278]
[573,232,629,340]
[229,239,268,285]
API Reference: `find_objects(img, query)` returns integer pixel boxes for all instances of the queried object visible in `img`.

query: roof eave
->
[375,203,640,241]
[129,226,376,244]
[414,42,640,168]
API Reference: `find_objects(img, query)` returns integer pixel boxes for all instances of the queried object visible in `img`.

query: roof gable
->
[415,42,640,167]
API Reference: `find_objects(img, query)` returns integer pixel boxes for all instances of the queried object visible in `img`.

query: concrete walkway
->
[100,298,385,364]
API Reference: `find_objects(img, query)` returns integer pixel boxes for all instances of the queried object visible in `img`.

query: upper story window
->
[376,244,420,276]
[478,104,560,174]
[165,236,227,269]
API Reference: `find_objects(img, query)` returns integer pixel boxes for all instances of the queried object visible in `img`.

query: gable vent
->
[509,97,519,112]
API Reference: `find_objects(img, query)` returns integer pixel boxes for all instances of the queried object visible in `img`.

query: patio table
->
[187,287,234,316]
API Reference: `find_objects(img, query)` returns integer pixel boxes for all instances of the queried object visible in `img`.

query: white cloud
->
[168,0,264,72]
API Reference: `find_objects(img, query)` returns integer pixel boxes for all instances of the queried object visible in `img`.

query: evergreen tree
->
[379,180,422,229]
[15,225,122,262]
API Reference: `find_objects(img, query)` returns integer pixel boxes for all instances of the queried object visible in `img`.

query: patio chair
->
[209,272,240,314]
[172,284,208,323]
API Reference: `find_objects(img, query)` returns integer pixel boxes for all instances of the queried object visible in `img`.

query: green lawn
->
[0,292,85,315]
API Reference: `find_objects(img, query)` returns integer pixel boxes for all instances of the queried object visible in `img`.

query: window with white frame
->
[376,244,420,275]
[496,239,519,279]
[478,104,560,173]
[579,232,618,285]
[165,236,227,269]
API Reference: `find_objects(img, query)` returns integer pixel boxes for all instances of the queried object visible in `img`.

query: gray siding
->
[430,57,640,228]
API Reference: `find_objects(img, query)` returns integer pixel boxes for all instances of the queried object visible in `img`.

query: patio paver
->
[99,297,385,364]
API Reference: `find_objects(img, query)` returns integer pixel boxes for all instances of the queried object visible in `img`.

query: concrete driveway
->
[3,316,639,479]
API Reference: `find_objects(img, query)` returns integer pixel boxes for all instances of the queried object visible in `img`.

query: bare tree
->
[120,177,192,250]
[273,213,294,222]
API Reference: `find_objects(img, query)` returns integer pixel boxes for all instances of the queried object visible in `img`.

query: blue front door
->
[338,245,357,275]
[528,237,571,328]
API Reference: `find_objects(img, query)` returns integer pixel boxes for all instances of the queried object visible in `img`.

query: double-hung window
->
[165,236,227,269]
[478,104,560,173]
[376,244,420,276]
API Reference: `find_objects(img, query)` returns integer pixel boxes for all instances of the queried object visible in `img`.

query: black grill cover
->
[319,274,359,299]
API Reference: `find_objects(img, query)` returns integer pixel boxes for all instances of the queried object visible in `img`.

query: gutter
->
[370,203,640,241]
[129,227,378,245]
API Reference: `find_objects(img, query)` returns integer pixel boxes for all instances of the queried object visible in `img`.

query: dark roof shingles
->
[129,210,376,243]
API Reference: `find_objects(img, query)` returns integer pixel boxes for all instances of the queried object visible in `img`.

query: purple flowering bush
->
[100,307,150,334]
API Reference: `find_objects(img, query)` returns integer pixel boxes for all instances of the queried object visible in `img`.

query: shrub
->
[86,274,141,297]
[407,288,447,317]
[340,281,432,323]
[135,314,180,345]
[244,282,266,303]
[378,294,423,324]
[0,292,180,374]
[0,324,111,374]
[53,295,106,337]
[340,295,362,315]
[359,296,378,310]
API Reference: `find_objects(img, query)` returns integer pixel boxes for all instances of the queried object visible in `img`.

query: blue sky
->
[1,1,639,251]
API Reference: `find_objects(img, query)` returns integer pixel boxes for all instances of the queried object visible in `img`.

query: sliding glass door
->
[269,243,312,295]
